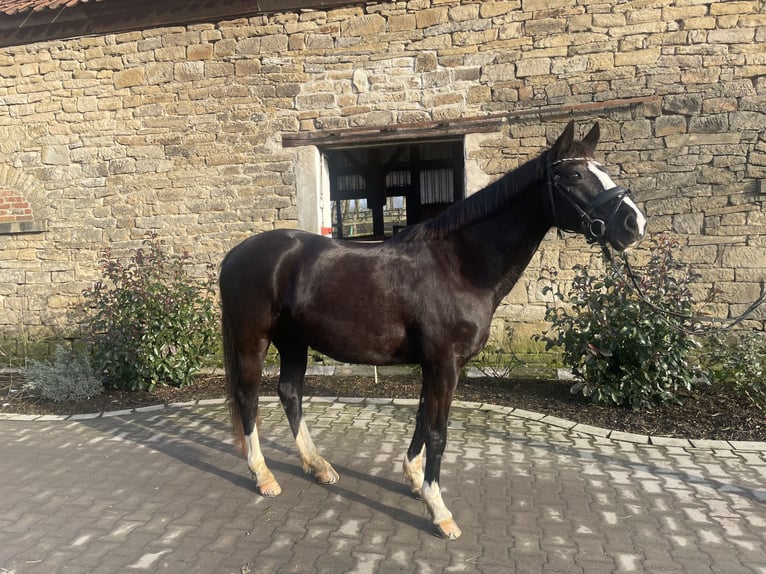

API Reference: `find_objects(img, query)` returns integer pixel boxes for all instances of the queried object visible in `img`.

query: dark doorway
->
[325,140,464,240]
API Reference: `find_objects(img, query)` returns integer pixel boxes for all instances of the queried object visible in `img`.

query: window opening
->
[325,140,464,240]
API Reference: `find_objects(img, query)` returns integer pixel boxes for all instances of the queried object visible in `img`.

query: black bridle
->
[545,157,766,333]
[546,156,632,244]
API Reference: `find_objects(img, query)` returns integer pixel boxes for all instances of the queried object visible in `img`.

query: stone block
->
[449,4,479,22]
[662,94,702,115]
[187,44,213,60]
[654,115,686,136]
[521,0,570,10]
[621,120,652,140]
[174,61,204,81]
[731,111,766,131]
[415,52,438,72]
[516,57,550,77]
[261,34,289,52]
[710,1,759,15]
[416,7,448,28]
[662,5,708,22]
[235,60,262,76]
[296,93,336,109]
[614,47,660,66]
[41,145,70,165]
[235,37,261,55]
[689,114,729,133]
[681,67,720,84]
[480,1,519,18]
[481,62,516,81]
[672,212,704,235]
[708,28,755,44]
[389,14,416,32]
[342,15,385,37]
[551,56,587,75]
[113,67,145,89]
[721,246,766,268]
[154,46,186,61]
[587,52,614,71]
[305,34,333,50]
[453,28,498,46]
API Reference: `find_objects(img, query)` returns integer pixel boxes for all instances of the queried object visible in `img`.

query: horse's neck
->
[453,180,552,310]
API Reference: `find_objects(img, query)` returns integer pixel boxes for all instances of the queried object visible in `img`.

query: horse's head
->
[546,121,646,251]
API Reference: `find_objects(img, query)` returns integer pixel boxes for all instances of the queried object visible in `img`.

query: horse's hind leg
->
[276,340,339,485]
[237,342,282,497]
[406,359,462,540]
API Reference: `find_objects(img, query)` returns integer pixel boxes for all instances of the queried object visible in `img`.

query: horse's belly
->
[298,311,414,366]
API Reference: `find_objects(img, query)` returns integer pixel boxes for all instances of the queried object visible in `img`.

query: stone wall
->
[0,0,764,358]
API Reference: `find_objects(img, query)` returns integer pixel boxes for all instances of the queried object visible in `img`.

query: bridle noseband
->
[546,156,632,244]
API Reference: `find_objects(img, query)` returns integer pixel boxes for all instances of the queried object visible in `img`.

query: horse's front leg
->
[276,341,339,486]
[403,392,426,498]
[406,360,462,540]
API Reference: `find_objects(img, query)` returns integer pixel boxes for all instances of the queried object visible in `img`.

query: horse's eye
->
[569,171,582,179]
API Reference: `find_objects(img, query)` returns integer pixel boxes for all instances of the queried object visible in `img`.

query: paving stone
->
[609,430,650,444]
[650,435,693,448]
[0,401,765,573]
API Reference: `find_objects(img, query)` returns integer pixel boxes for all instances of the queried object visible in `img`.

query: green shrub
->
[24,346,103,402]
[703,330,766,411]
[538,236,710,409]
[82,235,218,391]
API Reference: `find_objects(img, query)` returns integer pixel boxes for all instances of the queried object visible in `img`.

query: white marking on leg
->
[422,480,462,539]
[402,445,425,497]
[295,417,339,484]
[246,428,281,496]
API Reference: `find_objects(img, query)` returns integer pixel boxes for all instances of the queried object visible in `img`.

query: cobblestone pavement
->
[1,398,766,573]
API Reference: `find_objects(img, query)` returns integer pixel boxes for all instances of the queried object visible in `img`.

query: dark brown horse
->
[219,122,646,539]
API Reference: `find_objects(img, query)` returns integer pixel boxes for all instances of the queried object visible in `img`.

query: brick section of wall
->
[0,187,33,223]
[0,0,764,356]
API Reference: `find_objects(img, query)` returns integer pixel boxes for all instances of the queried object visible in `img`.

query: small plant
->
[470,324,521,379]
[82,235,219,391]
[24,346,103,402]
[538,236,710,409]
[703,330,766,411]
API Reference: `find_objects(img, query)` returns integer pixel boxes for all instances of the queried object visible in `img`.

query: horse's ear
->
[549,121,575,159]
[582,122,600,149]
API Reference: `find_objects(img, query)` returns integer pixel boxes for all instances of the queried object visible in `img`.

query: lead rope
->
[600,242,766,336]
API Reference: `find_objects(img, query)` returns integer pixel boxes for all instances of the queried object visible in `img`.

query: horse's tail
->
[221,296,247,456]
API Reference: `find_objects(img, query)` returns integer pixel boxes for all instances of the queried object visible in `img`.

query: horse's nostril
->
[625,214,638,233]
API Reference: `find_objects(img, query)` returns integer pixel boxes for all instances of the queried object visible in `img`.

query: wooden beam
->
[283,116,505,149]
[0,0,374,47]
[281,96,661,149]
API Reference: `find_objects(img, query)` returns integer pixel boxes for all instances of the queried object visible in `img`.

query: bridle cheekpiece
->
[545,155,632,244]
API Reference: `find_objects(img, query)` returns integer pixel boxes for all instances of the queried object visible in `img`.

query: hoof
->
[410,486,422,499]
[434,519,462,540]
[316,466,340,485]
[257,478,282,497]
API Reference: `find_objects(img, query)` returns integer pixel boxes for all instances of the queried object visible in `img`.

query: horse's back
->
[219,229,321,327]
[221,228,315,283]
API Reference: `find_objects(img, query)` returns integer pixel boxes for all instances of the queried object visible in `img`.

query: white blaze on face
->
[587,161,647,237]
[587,160,618,191]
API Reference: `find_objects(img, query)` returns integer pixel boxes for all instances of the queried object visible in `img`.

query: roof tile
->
[0,0,102,16]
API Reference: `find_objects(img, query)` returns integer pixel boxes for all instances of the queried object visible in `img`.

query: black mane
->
[400,153,546,243]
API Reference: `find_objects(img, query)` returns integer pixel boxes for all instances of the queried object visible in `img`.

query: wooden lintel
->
[284,117,505,149]
[282,96,661,149]
[0,0,372,48]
